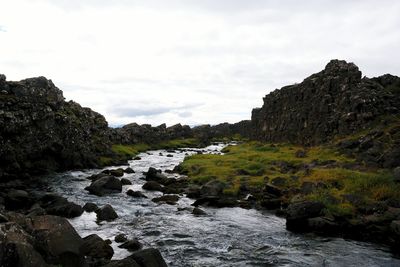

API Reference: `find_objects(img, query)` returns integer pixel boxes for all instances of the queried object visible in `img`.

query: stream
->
[41,143,400,267]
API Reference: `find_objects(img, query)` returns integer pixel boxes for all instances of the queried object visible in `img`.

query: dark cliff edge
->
[251,59,400,146]
[0,74,112,181]
[0,74,248,181]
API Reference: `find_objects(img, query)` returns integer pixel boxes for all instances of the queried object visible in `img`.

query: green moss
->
[180,141,399,215]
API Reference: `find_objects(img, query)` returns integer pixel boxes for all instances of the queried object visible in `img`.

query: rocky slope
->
[0,75,112,181]
[251,60,400,146]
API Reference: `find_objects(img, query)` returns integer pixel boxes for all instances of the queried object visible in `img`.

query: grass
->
[180,141,399,217]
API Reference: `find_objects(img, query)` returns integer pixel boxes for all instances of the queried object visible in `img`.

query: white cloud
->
[0,0,399,127]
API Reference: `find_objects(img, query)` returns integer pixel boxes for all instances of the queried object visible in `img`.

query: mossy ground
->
[180,141,399,217]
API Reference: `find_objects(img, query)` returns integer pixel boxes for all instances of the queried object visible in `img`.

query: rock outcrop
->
[252,60,400,145]
[0,75,112,181]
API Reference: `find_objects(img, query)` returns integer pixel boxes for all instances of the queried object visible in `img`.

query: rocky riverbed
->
[37,143,400,266]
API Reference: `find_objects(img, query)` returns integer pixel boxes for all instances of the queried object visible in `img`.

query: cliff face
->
[251,60,400,145]
[0,75,111,180]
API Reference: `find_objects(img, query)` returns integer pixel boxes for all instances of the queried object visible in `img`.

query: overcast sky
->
[0,0,399,127]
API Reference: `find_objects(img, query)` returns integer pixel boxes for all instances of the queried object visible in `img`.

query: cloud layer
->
[0,0,399,127]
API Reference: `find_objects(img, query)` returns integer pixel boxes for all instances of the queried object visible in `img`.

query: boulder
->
[124,167,135,174]
[286,201,325,232]
[81,234,114,260]
[152,195,180,204]
[30,215,86,266]
[263,183,282,197]
[121,178,132,185]
[200,180,225,197]
[83,202,99,212]
[104,168,124,177]
[85,176,122,196]
[39,194,83,218]
[114,233,128,243]
[127,190,147,198]
[142,181,164,192]
[0,222,50,267]
[118,239,142,251]
[129,248,168,267]
[145,167,168,183]
[96,204,118,222]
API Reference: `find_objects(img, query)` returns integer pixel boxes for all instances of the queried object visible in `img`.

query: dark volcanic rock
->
[118,239,143,251]
[31,215,86,266]
[145,167,168,183]
[121,178,132,185]
[114,233,128,243]
[152,194,180,204]
[83,202,99,212]
[192,207,206,215]
[124,167,135,174]
[142,181,164,192]
[82,234,114,260]
[85,176,122,196]
[127,190,147,198]
[96,204,118,222]
[252,60,400,145]
[0,75,111,181]
[39,193,83,218]
[129,248,168,267]
[286,201,325,232]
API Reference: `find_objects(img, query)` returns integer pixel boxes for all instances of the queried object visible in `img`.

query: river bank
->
[28,143,400,266]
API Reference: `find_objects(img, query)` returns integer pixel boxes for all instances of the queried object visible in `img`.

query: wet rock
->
[27,204,47,217]
[96,204,118,222]
[4,190,33,210]
[83,202,99,212]
[192,197,238,208]
[142,181,164,192]
[286,201,325,232]
[127,190,147,198]
[129,248,168,267]
[114,233,128,243]
[152,194,180,204]
[145,167,168,183]
[166,154,173,157]
[107,168,124,177]
[87,172,109,182]
[200,180,225,197]
[31,215,86,266]
[307,217,339,234]
[192,207,206,215]
[124,167,135,174]
[85,176,122,196]
[38,194,83,218]
[121,178,132,185]
[82,234,114,260]
[118,239,142,251]
[133,156,141,160]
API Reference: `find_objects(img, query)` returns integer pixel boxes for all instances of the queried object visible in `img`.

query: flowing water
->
[41,143,400,267]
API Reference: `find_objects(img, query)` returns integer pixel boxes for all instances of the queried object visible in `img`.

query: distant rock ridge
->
[251,59,400,145]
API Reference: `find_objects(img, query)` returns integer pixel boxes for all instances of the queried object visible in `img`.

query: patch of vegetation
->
[180,141,399,217]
